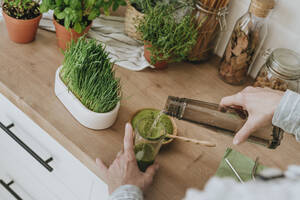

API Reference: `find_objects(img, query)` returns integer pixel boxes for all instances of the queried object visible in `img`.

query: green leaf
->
[78,10,83,21]
[88,8,100,20]
[64,0,70,5]
[95,0,104,7]
[40,3,49,13]
[64,15,71,30]
[71,9,80,22]
[86,0,96,8]
[56,11,65,19]
[71,0,80,9]
[54,7,60,15]
[55,0,63,6]
[74,22,83,33]
[63,7,72,14]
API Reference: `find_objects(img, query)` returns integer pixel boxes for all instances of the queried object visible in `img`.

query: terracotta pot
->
[144,43,168,69]
[2,11,42,43]
[53,18,92,50]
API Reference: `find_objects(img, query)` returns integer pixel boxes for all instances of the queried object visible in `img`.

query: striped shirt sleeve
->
[109,185,143,200]
[272,90,300,140]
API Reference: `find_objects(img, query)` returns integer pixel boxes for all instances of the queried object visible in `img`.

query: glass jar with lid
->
[219,0,275,85]
[253,48,300,92]
[188,0,229,62]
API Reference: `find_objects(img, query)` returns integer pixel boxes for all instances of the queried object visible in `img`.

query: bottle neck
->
[249,1,271,18]
[163,96,186,119]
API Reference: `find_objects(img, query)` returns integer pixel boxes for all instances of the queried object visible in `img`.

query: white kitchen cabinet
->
[0,151,59,200]
[0,93,109,199]
[90,178,109,200]
[0,186,13,200]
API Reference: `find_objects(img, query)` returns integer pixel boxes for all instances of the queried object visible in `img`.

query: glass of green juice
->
[134,118,165,172]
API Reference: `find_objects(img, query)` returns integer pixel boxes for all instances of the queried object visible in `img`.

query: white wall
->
[216,0,300,77]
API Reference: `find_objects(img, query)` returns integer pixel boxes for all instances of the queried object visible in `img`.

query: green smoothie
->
[134,143,156,172]
[132,109,174,141]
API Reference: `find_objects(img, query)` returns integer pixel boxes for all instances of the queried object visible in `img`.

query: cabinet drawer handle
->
[0,122,53,172]
[0,179,22,200]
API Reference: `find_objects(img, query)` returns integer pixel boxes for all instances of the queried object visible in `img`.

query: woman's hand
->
[220,87,284,145]
[96,123,159,194]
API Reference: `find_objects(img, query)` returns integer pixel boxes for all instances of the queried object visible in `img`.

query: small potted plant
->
[55,37,122,130]
[40,0,126,50]
[2,0,42,43]
[137,3,199,69]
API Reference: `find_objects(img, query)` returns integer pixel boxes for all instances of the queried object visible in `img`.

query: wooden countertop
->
[1,22,300,200]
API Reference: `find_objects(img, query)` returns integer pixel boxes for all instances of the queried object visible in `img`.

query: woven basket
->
[124,2,144,41]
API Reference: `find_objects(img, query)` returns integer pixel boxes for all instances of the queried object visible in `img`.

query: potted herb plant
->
[2,0,42,43]
[137,3,199,69]
[40,0,126,50]
[55,37,122,130]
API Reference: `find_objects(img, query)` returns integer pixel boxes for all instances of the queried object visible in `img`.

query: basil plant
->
[40,0,126,33]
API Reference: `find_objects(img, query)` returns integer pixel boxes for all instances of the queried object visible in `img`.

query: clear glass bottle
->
[254,48,300,92]
[219,0,275,85]
[134,118,165,172]
[163,96,284,149]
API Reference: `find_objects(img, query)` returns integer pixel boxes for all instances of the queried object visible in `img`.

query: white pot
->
[54,66,120,130]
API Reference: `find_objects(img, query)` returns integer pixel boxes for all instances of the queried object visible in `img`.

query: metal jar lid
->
[266,48,300,80]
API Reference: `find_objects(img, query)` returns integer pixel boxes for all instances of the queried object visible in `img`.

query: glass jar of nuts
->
[254,48,300,92]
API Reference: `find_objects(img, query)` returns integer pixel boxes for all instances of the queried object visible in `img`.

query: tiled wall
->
[216,0,300,77]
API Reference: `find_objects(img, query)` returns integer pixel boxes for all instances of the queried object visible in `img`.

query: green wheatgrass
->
[132,109,174,141]
[60,37,121,113]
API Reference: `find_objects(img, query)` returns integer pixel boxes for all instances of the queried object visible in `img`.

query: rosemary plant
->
[129,0,158,13]
[129,0,191,13]
[137,3,199,64]
[60,37,121,113]
[3,0,40,19]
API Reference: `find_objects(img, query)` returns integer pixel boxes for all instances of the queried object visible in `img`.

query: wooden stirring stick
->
[166,134,216,147]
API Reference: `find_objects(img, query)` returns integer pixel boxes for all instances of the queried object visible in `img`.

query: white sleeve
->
[183,165,300,200]
[272,90,300,140]
[109,185,143,200]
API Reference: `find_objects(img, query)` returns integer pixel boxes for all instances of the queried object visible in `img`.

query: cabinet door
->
[0,187,12,200]
[90,178,109,200]
[0,114,82,199]
[0,93,94,199]
[0,146,59,200]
